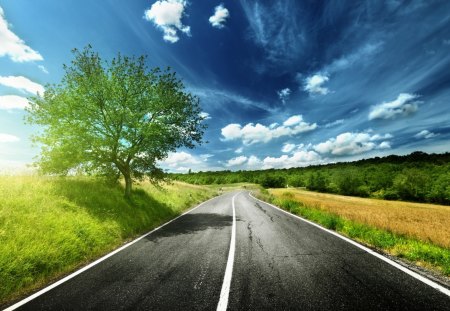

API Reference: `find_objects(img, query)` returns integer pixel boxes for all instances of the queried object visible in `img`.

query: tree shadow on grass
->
[145,213,233,242]
[49,178,180,236]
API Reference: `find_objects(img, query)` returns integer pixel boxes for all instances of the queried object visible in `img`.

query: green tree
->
[26,46,206,198]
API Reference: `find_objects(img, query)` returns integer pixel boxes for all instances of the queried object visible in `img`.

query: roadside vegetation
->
[256,188,450,276]
[172,151,450,205]
[0,176,218,305]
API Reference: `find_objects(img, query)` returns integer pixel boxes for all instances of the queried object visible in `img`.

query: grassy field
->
[0,176,218,305]
[263,188,450,276]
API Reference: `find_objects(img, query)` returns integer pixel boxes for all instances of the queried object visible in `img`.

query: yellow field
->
[269,188,450,249]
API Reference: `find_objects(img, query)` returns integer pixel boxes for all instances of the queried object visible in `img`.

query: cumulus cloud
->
[304,74,329,95]
[144,0,190,43]
[209,4,229,28]
[281,143,296,153]
[414,130,438,139]
[160,151,200,166]
[0,133,20,143]
[369,93,420,120]
[235,147,243,154]
[0,75,45,95]
[262,150,322,169]
[221,115,317,145]
[314,131,392,156]
[277,87,291,104]
[0,7,43,62]
[0,95,29,110]
[226,156,248,167]
[225,150,322,170]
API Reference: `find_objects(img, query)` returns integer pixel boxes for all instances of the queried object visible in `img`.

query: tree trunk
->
[123,172,132,199]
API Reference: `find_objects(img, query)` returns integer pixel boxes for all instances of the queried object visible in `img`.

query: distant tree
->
[26,46,206,198]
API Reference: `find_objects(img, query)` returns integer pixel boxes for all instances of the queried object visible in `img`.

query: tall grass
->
[256,189,450,277]
[0,176,217,305]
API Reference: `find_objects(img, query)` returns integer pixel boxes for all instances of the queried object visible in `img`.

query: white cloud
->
[199,111,211,120]
[277,87,291,104]
[0,75,44,95]
[0,7,43,62]
[368,93,420,120]
[160,151,200,167]
[247,155,262,168]
[0,95,29,110]
[281,143,296,153]
[235,147,243,154]
[144,0,190,43]
[314,131,392,156]
[262,150,322,169]
[226,156,248,167]
[414,130,438,139]
[221,115,317,145]
[38,65,49,74]
[324,119,345,128]
[0,133,20,143]
[209,4,229,29]
[199,154,213,161]
[283,115,302,127]
[304,74,329,95]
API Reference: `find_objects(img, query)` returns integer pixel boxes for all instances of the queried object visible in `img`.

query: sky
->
[0,0,449,173]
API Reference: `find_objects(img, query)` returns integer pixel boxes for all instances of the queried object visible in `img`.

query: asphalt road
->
[6,191,450,310]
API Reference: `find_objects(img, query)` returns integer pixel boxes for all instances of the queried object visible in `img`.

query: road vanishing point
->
[5,191,450,310]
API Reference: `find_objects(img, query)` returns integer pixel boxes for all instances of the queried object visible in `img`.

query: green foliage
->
[171,152,450,205]
[0,176,217,305]
[260,174,286,188]
[26,46,205,197]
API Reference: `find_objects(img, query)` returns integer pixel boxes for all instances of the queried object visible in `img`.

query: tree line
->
[170,152,450,205]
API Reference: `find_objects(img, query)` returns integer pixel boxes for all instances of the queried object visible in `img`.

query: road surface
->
[6,191,450,310]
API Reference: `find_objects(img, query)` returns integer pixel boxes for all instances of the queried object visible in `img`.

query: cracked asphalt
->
[9,191,450,310]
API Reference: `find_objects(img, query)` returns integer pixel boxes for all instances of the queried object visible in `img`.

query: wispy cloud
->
[414,130,438,139]
[209,4,229,29]
[0,133,20,143]
[240,1,305,66]
[221,115,317,145]
[199,111,211,120]
[369,93,420,120]
[144,0,190,43]
[38,65,49,74]
[324,119,345,128]
[0,75,45,95]
[0,6,43,62]
[0,95,29,110]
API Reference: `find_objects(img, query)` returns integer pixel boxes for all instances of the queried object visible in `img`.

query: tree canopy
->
[26,46,206,197]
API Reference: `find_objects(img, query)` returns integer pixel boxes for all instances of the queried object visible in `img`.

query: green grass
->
[256,190,450,276]
[0,176,218,305]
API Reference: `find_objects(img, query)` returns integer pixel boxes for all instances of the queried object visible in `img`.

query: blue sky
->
[0,0,449,173]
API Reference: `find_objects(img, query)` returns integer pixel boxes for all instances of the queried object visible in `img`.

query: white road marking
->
[3,193,228,311]
[249,192,450,297]
[216,192,238,311]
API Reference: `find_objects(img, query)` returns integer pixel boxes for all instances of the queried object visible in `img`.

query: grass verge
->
[255,188,450,277]
[0,176,218,306]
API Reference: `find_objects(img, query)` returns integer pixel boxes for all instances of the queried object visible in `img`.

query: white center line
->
[216,192,238,311]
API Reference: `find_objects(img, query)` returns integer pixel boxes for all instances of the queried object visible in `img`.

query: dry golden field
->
[269,188,450,249]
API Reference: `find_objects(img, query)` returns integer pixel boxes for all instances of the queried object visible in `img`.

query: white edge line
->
[3,193,227,311]
[216,192,238,311]
[248,192,450,297]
